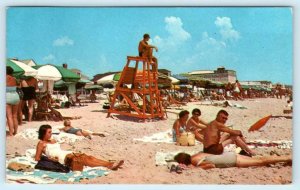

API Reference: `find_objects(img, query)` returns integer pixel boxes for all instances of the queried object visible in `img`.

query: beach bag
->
[103,102,110,109]
[64,153,84,171]
[35,155,70,173]
[178,132,195,146]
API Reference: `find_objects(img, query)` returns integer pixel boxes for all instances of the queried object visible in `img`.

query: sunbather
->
[59,120,106,139]
[174,152,292,169]
[203,109,255,156]
[172,110,189,142]
[35,124,123,170]
[186,108,208,143]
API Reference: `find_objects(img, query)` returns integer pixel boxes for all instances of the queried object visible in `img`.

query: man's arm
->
[199,118,209,126]
[188,119,206,130]
[140,41,158,51]
[216,122,242,136]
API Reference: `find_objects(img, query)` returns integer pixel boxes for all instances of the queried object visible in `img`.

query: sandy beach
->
[6,97,292,184]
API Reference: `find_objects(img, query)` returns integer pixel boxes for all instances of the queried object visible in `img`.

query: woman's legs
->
[6,104,14,136]
[82,154,124,170]
[236,154,292,167]
[17,100,24,125]
[27,99,35,122]
[12,104,19,135]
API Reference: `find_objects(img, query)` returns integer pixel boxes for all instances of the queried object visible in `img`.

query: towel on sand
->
[247,140,292,149]
[133,130,174,144]
[6,149,109,184]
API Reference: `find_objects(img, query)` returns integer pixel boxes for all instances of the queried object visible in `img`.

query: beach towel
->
[133,130,175,144]
[247,140,292,149]
[226,101,247,109]
[15,125,85,144]
[6,149,109,184]
[134,130,202,145]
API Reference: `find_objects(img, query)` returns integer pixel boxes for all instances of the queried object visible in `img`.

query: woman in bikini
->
[186,108,208,143]
[18,76,38,123]
[172,110,189,142]
[6,66,20,136]
[59,119,106,139]
[174,152,292,170]
[35,124,124,170]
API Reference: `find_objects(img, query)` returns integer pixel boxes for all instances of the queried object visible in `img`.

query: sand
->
[6,97,292,184]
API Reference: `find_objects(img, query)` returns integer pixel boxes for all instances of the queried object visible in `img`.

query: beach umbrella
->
[248,115,272,132]
[172,74,189,83]
[6,59,37,78]
[34,64,80,82]
[168,76,180,84]
[84,84,103,90]
[96,73,121,84]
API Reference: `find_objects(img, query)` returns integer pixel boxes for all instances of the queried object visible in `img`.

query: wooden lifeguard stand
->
[107,56,165,120]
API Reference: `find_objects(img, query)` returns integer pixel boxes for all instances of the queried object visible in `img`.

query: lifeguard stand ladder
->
[107,56,165,120]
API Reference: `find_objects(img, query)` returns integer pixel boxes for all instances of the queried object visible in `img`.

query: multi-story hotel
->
[188,67,237,83]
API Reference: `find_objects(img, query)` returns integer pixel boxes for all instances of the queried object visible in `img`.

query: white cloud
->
[215,17,240,41]
[197,32,226,50]
[43,54,55,62]
[153,16,191,52]
[53,36,74,46]
[165,16,191,41]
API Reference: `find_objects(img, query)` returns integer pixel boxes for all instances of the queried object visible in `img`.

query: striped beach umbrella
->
[6,59,37,78]
[34,64,80,82]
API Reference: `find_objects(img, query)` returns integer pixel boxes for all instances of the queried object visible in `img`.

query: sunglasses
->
[222,116,228,120]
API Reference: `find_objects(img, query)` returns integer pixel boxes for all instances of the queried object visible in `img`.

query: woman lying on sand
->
[174,152,292,170]
[35,124,124,170]
[59,120,106,139]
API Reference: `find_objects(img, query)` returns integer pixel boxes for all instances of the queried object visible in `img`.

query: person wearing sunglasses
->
[203,109,255,157]
[186,108,208,143]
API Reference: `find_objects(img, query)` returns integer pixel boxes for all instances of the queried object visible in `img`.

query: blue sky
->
[6,7,293,84]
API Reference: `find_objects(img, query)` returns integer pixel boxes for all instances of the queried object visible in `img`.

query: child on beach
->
[59,119,106,139]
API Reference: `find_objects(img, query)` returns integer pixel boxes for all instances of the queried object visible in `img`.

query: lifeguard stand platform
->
[107,56,165,120]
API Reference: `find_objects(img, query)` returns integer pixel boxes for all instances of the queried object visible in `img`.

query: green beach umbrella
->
[34,64,80,82]
[6,59,37,78]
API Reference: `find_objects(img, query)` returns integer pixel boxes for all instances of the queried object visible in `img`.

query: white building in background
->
[188,67,237,83]
[240,81,273,88]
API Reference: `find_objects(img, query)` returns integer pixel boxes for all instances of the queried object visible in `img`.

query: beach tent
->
[6,59,38,78]
[34,64,80,82]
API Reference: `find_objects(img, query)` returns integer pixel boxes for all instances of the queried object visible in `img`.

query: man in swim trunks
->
[203,109,255,156]
[138,33,158,70]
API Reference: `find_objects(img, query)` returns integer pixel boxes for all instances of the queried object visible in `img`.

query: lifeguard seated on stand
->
[138,33,158,70]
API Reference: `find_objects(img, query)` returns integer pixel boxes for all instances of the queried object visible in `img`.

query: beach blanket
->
[6,149,109,184]
[133,130,175,144]
[226,101,247,109]
[133,130,202,145]
[247,140,292,149]
[15,125,85,144]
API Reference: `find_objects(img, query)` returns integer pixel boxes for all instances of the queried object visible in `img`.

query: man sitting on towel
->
[203,109,256,157]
